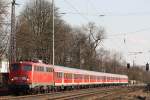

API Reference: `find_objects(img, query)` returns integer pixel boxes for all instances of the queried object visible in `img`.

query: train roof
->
[12,61,52,67]
[54,65,128,78]
[12,61,128,78]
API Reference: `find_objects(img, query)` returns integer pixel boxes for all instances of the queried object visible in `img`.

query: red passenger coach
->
[9,61,128,93]
[54,65,128,88]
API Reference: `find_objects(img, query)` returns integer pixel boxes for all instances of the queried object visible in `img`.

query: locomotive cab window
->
[11,64,20,71]
[23,65,32,71]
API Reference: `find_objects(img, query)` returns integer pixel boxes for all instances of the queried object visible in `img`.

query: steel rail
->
[1,86,141,100]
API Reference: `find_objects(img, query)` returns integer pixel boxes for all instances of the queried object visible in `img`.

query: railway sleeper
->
[10,83,127,95]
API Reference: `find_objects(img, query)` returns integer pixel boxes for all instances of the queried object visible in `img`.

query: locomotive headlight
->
[11,78,14,81]
[27,78,29,81]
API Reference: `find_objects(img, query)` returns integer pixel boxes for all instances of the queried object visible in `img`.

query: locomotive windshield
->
[11,64,32,71]
[11,64,20,71]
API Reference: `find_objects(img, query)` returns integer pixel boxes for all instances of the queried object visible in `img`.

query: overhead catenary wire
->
[63,0,89,22]
[61,0,150,41]
[106,26,150,38]
[88,0,106,17]
[58,11,150,17]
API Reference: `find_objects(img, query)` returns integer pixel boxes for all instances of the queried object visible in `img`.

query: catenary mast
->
[9,0,16,64]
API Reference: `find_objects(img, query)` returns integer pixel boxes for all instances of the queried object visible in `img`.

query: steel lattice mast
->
[9,0,16,64]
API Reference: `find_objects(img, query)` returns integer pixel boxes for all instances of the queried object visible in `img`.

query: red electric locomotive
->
[9,61,128,93]
[9,61,54,93]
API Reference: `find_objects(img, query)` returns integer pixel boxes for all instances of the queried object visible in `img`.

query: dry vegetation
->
[0,0,8,58]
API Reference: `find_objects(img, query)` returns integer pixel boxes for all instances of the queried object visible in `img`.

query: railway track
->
[1,86,138,100]
[97,87,142,100]
[51,87,138,100]
[47,88,119,100]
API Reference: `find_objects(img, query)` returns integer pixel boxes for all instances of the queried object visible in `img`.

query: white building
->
[0,60,9,73]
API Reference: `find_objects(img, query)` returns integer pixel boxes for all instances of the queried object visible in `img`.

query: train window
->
[74,74,78,79]
[23,65,32,71]
[64,73,71,79]
[46,67,52,72]
[97,76,100,80]
[78,74,80,79]
[59,72,62,77]
[37,66,40,71]
[11,64,20,71]
[79,74,82,79]
[34,66,38,71]
[84,75,88,80]
[99,76,101,80]
[39,66,44,71]
[64,73,68,79]
[68,73,72,79]
[90,75,94,80]
[34,66,37,71]
[66,73,68,78]
[56,72,58,77]
[64,73,67,78]
[74,74,76,79]
[57,72,62,78]
[34,66,45,72]
[102,76,105,80]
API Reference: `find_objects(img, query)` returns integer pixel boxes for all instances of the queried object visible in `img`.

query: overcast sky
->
[13,0,150,65]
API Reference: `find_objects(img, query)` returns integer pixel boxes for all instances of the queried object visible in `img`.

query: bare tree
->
[82,22,105,70]
[54,21,73,66]
[16,0,55,63]
[0,0,8,59]
[68,22,106,70]
[0,0,7,25]
[16,0,73,65]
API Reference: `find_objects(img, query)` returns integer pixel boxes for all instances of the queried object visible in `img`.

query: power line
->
[63,0,89,21]
[106,12,150,16]
[57,11,150,17]
[88,0,105,16]
[87,0,106,31]
[107,27,150,37]
[59,11,106,17]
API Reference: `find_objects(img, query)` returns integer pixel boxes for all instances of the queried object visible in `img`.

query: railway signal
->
[146,63,149,71]
[127,63,130,69]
